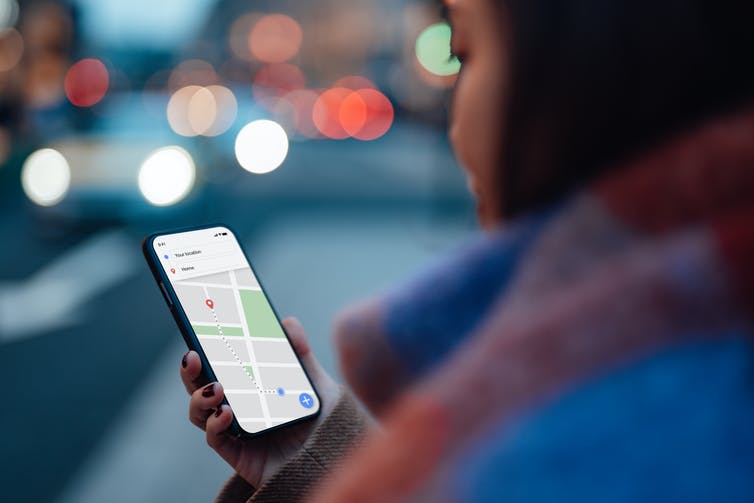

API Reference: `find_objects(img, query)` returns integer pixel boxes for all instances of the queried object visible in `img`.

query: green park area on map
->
[192,324,244,337]
[239,289,286,338]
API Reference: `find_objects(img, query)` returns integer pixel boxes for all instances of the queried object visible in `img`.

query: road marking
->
[0,230,138,342]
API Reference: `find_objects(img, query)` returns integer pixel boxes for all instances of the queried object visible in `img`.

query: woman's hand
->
[180,317,341,488]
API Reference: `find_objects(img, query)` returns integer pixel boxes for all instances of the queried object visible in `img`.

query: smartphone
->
[143,224,321,437]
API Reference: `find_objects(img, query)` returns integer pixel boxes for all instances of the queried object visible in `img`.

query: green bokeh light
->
[415,22,460,77]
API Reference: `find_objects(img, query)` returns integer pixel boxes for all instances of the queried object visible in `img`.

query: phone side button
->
[159,282,173,307]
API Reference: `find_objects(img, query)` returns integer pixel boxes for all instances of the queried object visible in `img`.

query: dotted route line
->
[209,306,278,395]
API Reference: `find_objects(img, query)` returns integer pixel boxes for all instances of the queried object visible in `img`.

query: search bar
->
[168,240,236,263]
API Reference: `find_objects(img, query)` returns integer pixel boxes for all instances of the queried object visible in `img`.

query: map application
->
[153,226,319,434]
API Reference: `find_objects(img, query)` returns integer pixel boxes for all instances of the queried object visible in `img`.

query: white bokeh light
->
[234,119,289,174]
[138,146,195,206]
[21,148,71,206]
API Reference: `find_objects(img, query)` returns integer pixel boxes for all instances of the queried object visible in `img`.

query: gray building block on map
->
[252,340,298,365]
[233,268,260,289]
[206,287,241,324]
[172,284,214,324]
[257,366,311,390]
[214,364,256,389]
[226,393,263,418]
[201,338,250,362]
[171,283,241,325]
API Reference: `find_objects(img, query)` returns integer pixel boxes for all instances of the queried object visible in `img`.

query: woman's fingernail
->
[202,383,215,397]
[214,406,223,417]
[181,352,189,368]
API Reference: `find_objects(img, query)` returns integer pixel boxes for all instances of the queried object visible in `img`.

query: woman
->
[181,0,754,500]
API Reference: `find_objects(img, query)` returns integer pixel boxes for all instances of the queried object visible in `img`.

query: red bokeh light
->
[313,87,394,141]
[312,87,352,139]
[339,91,368,136]
[64,58,109,107]
[351,89,394,141]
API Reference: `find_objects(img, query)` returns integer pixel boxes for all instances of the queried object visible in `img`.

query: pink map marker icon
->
[205,299,214,309]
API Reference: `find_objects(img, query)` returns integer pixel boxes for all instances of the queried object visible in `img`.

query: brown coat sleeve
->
[215,389,370,503]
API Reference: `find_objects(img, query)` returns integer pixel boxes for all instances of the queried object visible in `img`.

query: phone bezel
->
[142,223,322,438]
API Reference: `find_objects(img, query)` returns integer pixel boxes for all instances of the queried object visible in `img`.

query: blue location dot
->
[298,392,314,409]
[277,387,285,396]
[163,254,169,259]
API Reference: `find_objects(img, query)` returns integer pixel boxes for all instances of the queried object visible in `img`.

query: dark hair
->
[495,0,754,216]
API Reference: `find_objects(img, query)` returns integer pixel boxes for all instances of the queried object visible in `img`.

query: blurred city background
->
[0,0,476,501]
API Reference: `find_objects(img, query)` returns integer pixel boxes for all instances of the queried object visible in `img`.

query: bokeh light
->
[186,86,216,136]
[339,92,367,137]
[203,85,237,136]
[271,89,320,139]
[228,12,261,61]
[138,146,196,206]
[168,59,217,91]
[253,63,306,107]
[312,87,352,140]
[268,97,295,135]
[24,54,68,108]
[415,22,460,77]
[312,86,394,141]
[167,85,237,137]
[21,148,71,206]
[249,14,303,63]
[350,89,394,141]
[234,119,289,174]
[167,85,204,137]
[64,58,110,107]
[0,28,23,72]
[0,0,19,29]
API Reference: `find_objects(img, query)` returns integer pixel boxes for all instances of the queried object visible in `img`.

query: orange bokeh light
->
[64,58,109,107]
[249,14,302,64]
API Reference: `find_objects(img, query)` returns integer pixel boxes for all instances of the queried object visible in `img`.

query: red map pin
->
[205,299,214,309]
[170,268,176,274]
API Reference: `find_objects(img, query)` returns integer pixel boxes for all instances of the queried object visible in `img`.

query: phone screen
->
[152,226,319,434]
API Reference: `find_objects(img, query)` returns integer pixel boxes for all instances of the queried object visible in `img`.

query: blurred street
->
[1,133,475,503]
[0,0,475,501]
